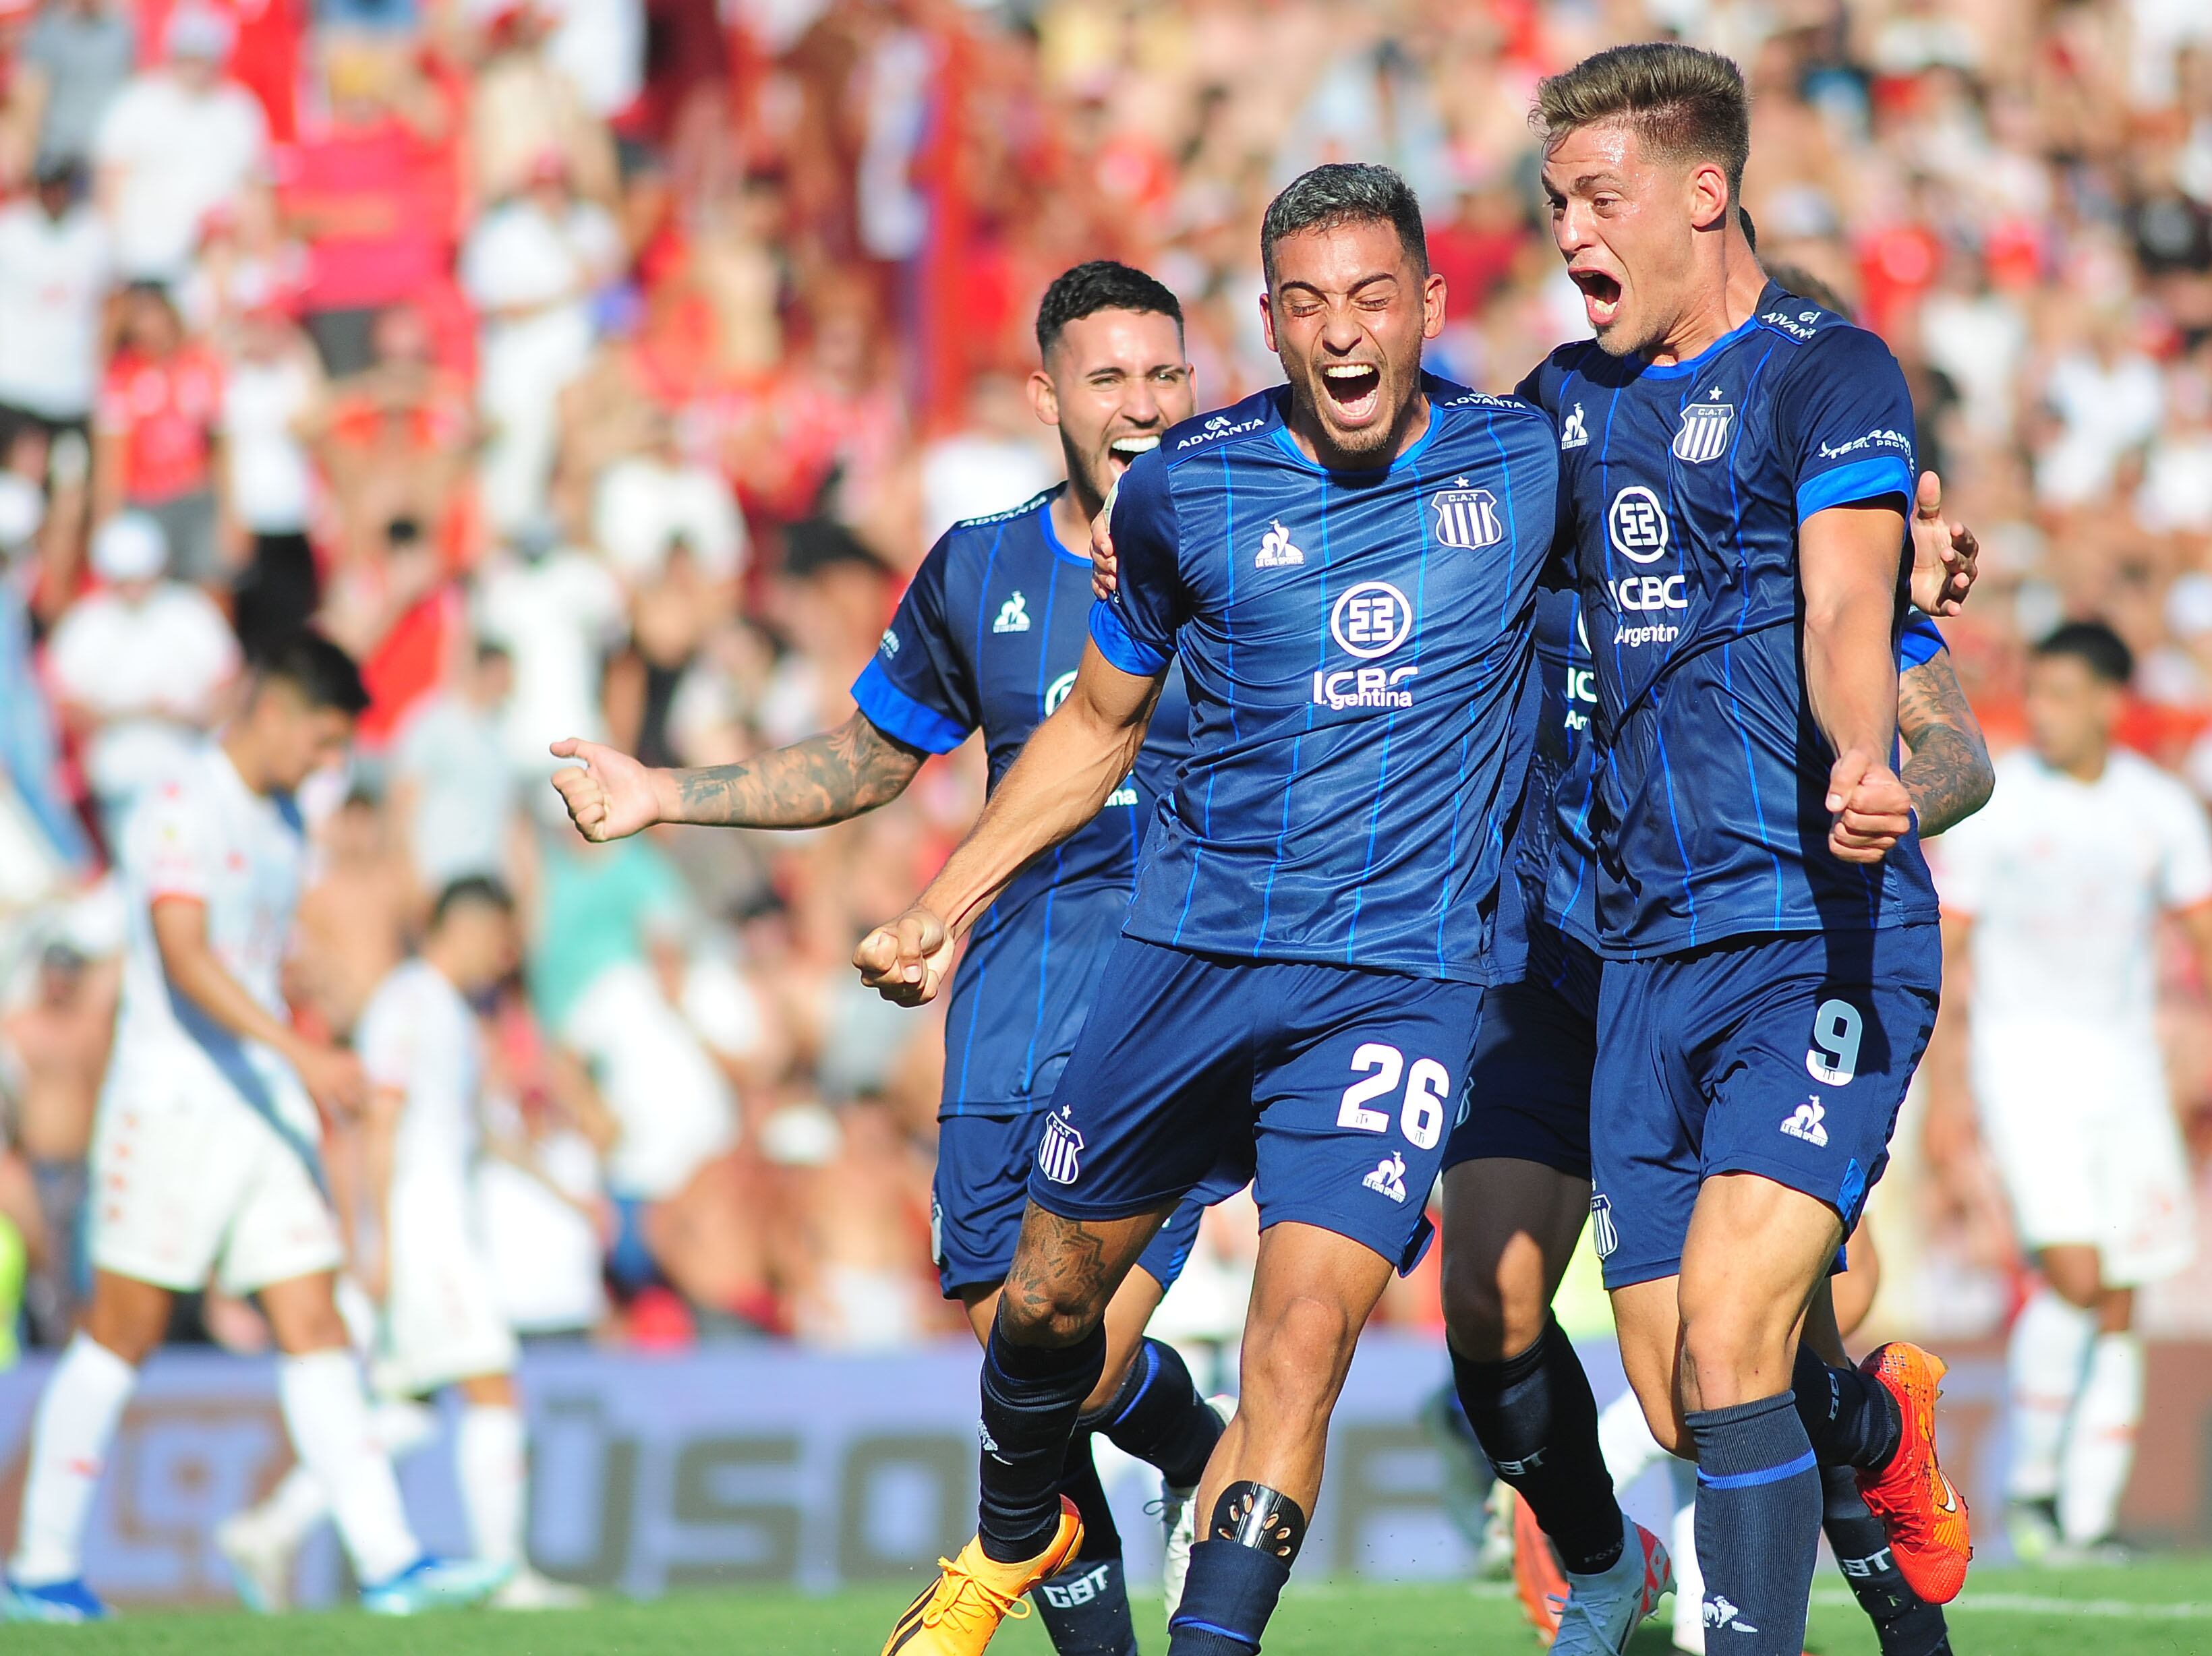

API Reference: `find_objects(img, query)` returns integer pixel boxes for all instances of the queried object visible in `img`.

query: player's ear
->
[1258,289,1278,354]
[1422,272,1447,341]
[1688,161,1730,233]
[1028,367,1061,428]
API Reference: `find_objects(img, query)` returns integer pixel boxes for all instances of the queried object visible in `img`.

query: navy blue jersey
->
[852,485,1192,1116]
[1088,378,1558,984]
[1518,285,1941,957]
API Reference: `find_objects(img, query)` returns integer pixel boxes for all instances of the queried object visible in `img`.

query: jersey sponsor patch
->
[1606,486,1670,564]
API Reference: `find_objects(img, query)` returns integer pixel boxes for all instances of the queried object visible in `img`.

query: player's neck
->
[1285,387,1431,472]
[1646,229,1766,367]
[2049,744,2110,785]
[219,727,273,798]
[1050,481,1103,560]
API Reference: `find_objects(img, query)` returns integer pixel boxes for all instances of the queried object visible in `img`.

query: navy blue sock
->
[1167,1539,1292,1655]
[1449,1316,1623,1574]
[1822,1465,1951,1656]
[1791,1344,1901,1471]
[1688,1391,1822,1655]
[978,1320,1107,1564]
[1081,1336,1223,1491]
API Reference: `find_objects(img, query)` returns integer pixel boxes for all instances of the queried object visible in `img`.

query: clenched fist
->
[853,904,958,1006]
[549,738,663,842]
[1826,748,1913,864]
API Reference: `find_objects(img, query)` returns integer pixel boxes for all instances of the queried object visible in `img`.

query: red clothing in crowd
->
[281,112,453,313]
[136,0,303,141]
[96,345,222,502]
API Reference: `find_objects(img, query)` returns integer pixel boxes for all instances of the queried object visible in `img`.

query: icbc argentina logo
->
[1313,580,1417,711]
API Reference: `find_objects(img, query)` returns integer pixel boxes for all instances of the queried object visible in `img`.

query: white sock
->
[276,1351,419,1585]
[8,1334,138,1585]
[2059,1332,2144,1544]
[457,1404,527,1568]
[2006,1289,2095,1504]
[1667,1458,1703,1651]
[1598,1385,1669,1493]
[245,1397,441,1550]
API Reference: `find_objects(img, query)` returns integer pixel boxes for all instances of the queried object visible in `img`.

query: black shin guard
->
[1081,1336,1223,1491]
[1822,1465,1951,1656]
[1449,1315,1624,1574]
[1166,1484,1305,1655]
[977,1320,1108,1564]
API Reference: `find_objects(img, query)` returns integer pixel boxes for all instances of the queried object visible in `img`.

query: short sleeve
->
[850,534,977,754]
[1774,327,1917,525]
[135,779,214,901]
[2155,779,2212,912]
[1088,449,1182,675]
[355,988,412,1090]
[1896,609,1946,670]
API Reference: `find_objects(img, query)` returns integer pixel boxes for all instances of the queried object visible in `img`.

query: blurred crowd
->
[0,0,2210,1357]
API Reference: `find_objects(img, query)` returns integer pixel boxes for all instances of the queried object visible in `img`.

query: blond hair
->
[1536,43,1751,204]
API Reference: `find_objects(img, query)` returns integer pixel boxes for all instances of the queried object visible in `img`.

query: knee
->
[1440,1252,1549,1364]
[2039,1255,2103,1311]
[1242,1293,1358,1410]
[1679,1305,1786,1407]
[269,1301,352,1357]
[995,1284,1105,1349]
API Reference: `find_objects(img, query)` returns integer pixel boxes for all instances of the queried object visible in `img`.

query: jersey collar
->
[1033,481,1092,568]
[1634,287,1776,380]
[1267,377,1445,477]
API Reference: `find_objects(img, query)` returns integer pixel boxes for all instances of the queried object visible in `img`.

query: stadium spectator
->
[45,511,237,827]
[90,3,266,284]
[0,159,109,448]
[387,639,518,894]
[7,0,134,177]
[91,284,227,588]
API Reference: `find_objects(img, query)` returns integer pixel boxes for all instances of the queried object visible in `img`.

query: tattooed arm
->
[1896,648,1993,837]
[548,712,927,841]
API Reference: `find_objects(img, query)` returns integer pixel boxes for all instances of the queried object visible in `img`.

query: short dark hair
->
[2033,620,2133,687]
[1260,162,1428,289]
[1764,261,1853,320]
[254,630,370,716]
[430,875,516,929]
[1035,261,1184,359]
[1536,42,1751,208]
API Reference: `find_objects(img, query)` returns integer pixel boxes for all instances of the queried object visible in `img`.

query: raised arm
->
[854,644,1165,1005]
[1896,647,1993,837]
[1801,501,1913,864]
[550,711,927,841]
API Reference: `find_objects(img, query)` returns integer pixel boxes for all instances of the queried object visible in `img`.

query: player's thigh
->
[374,1182,519,1392]
[216,1114,347,1308]
[1250,966,1483,1278]
[258,1268,351,1354]
[1589,957,1702,1295]
[87,1086,260,1297]
[1697,926,1940,1252]
[82,1268,177,1364]
[2091,1064,2198,1289]
[1023,935,1256,1231]
[931,1113,1041,1305]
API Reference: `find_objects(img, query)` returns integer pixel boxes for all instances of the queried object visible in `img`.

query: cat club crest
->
[1428,481,1503,550]
[1672,387,1735,464]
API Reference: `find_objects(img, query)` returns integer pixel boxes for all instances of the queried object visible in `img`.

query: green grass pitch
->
[7,1562,2212,1655]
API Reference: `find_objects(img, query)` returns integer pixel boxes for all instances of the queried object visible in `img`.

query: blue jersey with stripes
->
[1517,284,1942,958]
[851,485,1192,1117]
[1505,595,1952,964]
[1088,376,1557,984]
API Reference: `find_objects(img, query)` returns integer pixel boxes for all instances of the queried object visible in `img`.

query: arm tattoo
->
[668,712,927,829]
[1896,653,1993,837]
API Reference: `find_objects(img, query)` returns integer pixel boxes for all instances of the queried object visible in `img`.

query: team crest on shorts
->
[1672,388,1735,464]
[1037,1108,1084,1185]
[1588,1192,1619,1258]
[1429,481,1503,550]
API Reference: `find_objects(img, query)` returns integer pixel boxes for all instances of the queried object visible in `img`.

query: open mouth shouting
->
[1105,434,1160,479]
[1569,266,1623,332]
[1318,361,1384,426]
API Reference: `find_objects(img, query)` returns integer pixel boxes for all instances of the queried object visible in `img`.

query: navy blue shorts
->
[1026,935,1485,1276]
[1442,918,1602,1181]
[1590,925,1940,1291]
[931,1113,1204,1299]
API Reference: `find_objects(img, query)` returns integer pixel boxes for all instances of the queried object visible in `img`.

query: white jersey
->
[355,958,482,1194]
[1936,746,2212,1032]
[107,740,313,1132]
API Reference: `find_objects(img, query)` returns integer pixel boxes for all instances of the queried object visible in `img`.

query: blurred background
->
[1,0,2211,1603]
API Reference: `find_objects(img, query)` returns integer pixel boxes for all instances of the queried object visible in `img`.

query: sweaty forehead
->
[1541,121,1642,185]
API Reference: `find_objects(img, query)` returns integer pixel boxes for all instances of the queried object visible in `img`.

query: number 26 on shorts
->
[1338,1042,1451,1150]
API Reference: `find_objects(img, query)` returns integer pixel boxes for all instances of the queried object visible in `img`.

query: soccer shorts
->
[1590,925,1940,1291]
[89,1072,344,1297]
[1442,918,1601,1181]
[374,1175,519,1396]
[932,1115,1204,1299]
[1026,935,1485,1275]
[1973,1019,2196,1287]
